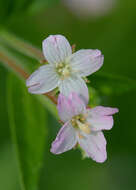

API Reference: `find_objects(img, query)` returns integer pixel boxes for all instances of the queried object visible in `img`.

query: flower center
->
[71,114,91,134]
[56,62,71,79]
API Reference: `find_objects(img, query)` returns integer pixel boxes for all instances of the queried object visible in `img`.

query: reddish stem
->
[72,44,76,53]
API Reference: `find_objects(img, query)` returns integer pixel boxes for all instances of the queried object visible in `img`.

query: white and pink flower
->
[51,92,118,163]
[26,35,104,103]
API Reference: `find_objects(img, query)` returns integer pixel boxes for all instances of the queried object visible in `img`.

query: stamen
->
[71,114,91,134]
[77,121,91,134]
[62,68,70,77]
[58,63,63,67]
[78,133,84,139]
[56,62,71,79]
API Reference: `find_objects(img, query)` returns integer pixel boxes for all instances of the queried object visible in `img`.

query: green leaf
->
[7,73,48,190]
[0,65,10,143]
[88,73,136,96]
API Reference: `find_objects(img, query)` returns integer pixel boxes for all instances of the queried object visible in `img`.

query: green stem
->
[0,29,44,60]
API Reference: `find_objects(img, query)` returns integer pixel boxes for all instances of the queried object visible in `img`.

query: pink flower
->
[51,93,118,163]
[26,35,104,103]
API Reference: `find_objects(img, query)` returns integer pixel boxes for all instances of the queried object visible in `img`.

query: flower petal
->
[58,93,86,122]
[58,76,89,104]
[88,106,119,116]
[51,122,77,154]
[78,131,107,163]
[86,106,119,131]
[70,49,104,77]
[69,92,86,115]
[42,35,72,65]
[57,94,75,122]
[26,65,59,94]
[87,115,114,131]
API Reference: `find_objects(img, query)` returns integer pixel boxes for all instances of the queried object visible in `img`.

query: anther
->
[77,121,91,134]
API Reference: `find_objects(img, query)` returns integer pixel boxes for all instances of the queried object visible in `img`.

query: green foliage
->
[0,0,34,24]
[0,66,9,143]
[0,0,60,24]
[0,0,136,190]
[0,30,44,61]
[0,143,20,190]
[7,73,48,190]
[89,73,136,96]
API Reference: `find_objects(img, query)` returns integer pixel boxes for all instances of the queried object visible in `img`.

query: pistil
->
[71,114,91,134]
[56,62,71,79]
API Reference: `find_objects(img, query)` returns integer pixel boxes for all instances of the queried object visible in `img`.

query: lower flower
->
[50,92,119,163]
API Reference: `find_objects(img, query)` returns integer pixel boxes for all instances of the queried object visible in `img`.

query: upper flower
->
[51,93,118,163]
[26,35,104,103]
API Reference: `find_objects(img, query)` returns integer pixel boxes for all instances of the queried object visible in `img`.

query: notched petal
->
[78,131,107,163]
[87,115,114,131]
[89,106,119,116]
[70,49,104,77]
[26,65,59,94]
[42,35,72,65]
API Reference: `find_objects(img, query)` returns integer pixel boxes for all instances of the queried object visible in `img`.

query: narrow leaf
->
[7,73,48,190]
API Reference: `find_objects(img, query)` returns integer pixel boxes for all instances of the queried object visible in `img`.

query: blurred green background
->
[0,0,136,190]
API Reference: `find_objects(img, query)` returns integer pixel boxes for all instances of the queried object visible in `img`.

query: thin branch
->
[0,51,29,79]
